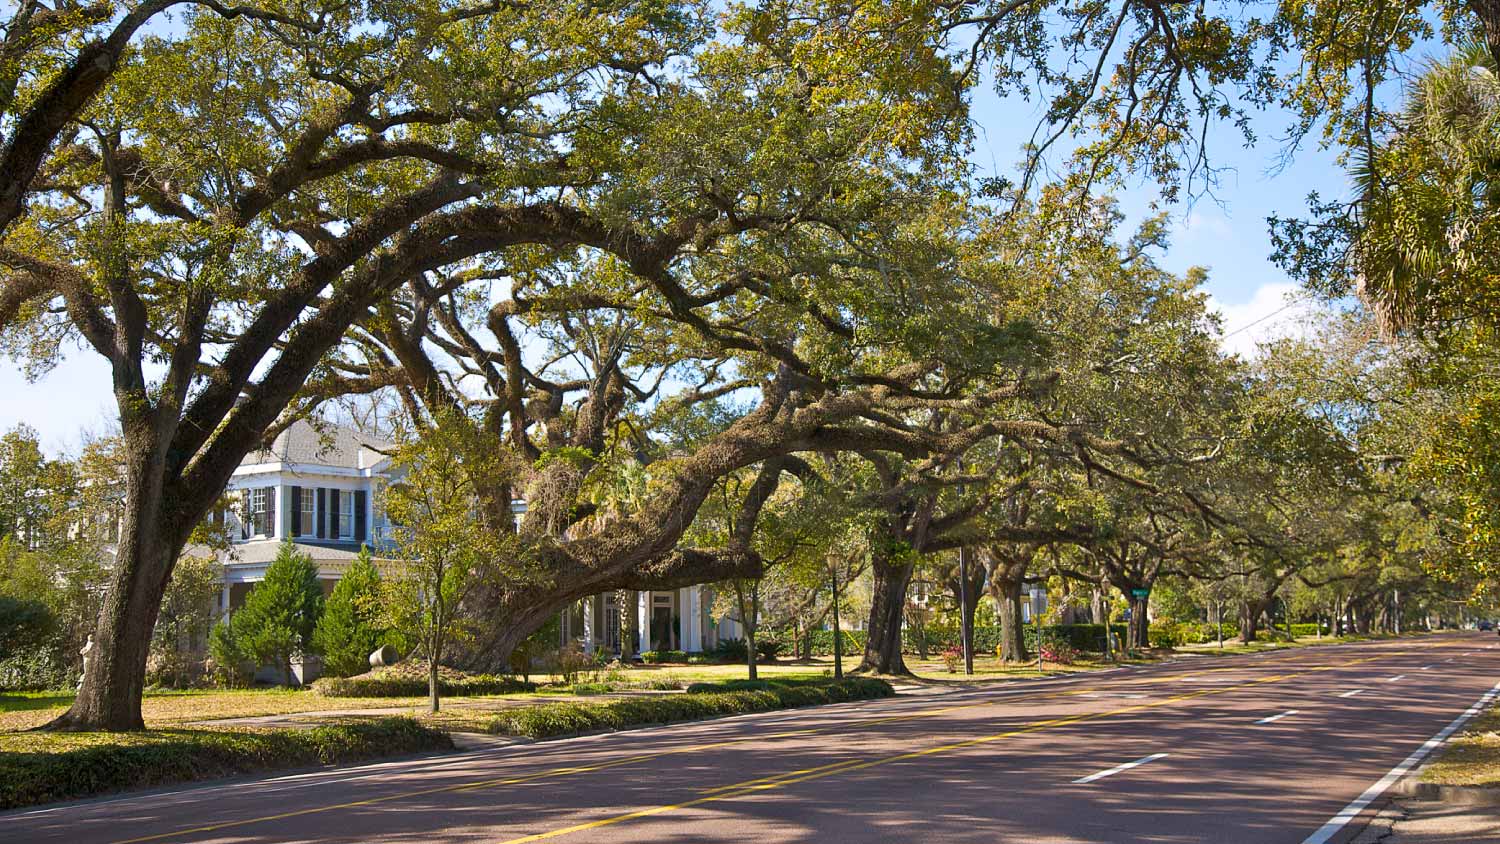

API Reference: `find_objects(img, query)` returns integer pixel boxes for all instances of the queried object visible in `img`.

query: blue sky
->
[1,47,1360,456]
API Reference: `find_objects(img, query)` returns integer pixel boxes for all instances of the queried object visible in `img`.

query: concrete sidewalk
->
[1353,795,1500,843]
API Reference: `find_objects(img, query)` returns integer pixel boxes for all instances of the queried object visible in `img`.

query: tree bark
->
[994,575,1027,662]
[1127,594,1150,649]
[858,545,914,675]
[1239,598,1267,643]
[47,436,188,731]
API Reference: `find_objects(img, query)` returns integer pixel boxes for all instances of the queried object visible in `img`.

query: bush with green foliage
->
[640,650,688,663]
[313,668,533,698]
[0,718,451,810]
[489,678,895,738]
[685,678,771,693]
[712,638,749,662]
[311,549,387,678]
[210,542,324,686]
[755,636,784,662]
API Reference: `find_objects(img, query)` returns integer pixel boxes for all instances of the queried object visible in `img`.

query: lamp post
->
[831,560,843,680]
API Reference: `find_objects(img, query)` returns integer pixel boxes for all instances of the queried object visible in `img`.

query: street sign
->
[1130,588,1150,599]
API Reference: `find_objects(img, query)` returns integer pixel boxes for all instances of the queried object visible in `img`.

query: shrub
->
[490,678,895,738]
[218,542,324,685]
[713,638,749,662]
[313,662,533,697]
[640,650,688,663]
[1040,640,1079,665]
[0,718,451,810]
[312,549,387,678]
[0,648,71,691]
[940,647,962,673]
[755,636,784,662]
[1148,622,1181,649]
[686,679,770,693]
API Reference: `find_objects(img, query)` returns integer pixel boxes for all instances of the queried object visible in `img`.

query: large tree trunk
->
[1239,598,1268,644]
[993,575,1027,662]
[1127,593,1150,649]
[48,443,186,731]
[858,547,913,675]
[617,590,636,660]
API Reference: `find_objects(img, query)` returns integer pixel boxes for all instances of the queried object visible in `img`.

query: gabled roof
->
[241,419,395,471]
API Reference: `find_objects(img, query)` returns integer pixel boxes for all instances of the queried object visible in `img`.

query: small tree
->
[312,548,387,678]
[218,542,324,687]
[383,413,515,712]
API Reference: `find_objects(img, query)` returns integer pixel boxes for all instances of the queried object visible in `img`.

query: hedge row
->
[802,624,1130,656]
[0,718,452,810]
[313,673,534,698]
[488,678,895,739]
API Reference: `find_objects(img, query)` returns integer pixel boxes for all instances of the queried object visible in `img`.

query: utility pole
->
[1034,587,1044,675]
[959,545,973,675]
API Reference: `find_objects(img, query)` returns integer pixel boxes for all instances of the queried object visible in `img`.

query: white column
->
[684,587,700,652]
[581,595,596,653]
[277,484,291,540]
[638,590,650,653]
[219,582,232,623]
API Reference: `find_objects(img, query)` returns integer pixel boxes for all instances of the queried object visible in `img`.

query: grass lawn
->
[0,718,451,810]
[1421,701,1500,788]
[0,687,544,732]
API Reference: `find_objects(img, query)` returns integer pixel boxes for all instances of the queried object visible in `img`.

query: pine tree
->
[226,541,324,686]
[312,548,386,677]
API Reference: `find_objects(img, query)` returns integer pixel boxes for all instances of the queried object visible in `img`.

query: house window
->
[300,491,315,537]
[337,492,354,539]
[246,488,270,537]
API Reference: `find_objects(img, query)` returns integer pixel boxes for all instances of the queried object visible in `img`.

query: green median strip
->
[487,678,896,740]
[0,717,452,811]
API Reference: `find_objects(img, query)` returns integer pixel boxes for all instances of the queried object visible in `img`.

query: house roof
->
[229,540,365,566]
[241,419,394,471]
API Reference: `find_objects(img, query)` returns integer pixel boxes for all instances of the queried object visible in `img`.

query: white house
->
[217,419,739,661]
[216,419,397,616]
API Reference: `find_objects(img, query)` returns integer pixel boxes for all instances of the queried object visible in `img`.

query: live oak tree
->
[0,0,751,730]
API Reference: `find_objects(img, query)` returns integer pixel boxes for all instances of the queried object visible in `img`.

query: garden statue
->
[78,634,95,688]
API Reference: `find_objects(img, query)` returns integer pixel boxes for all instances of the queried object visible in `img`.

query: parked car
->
[1479,620,1495,631]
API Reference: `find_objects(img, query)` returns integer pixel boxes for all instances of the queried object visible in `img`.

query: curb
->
[1391,779,1500,806]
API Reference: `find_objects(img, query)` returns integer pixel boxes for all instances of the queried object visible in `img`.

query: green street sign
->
[1130,588,1150,599]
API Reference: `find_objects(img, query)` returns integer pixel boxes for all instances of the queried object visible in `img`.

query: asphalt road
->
[7,633,1499,844]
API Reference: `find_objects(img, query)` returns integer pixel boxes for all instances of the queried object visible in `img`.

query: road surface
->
[7,633,1499,844]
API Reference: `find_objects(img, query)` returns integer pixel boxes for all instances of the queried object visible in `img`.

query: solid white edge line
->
[1255,710,1299,725]
[1300,679,1500,844]
[1072,752,1169,784]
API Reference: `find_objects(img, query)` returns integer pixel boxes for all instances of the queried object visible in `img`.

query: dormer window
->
[244,487,275,538]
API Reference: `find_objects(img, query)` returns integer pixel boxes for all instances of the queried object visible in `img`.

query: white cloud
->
[1208,282,1318,359]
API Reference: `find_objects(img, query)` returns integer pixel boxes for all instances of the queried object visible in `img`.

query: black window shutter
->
[354,489,367,542]
[316,488,327,538]
[290,487,302,536]
[264,486,277,538]
[330,489,341,538]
